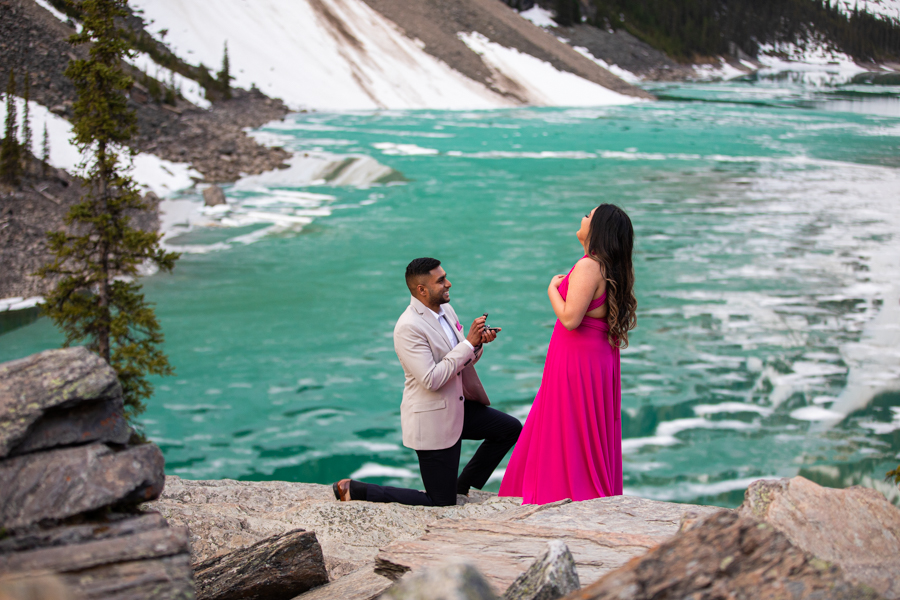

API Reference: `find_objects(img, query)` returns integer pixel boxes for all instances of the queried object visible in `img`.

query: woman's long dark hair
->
[587,204,637,349]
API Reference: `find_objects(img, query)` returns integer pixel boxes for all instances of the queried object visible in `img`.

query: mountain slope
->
[129,0,652,110]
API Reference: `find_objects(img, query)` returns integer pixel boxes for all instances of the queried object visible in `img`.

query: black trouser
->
[365,402,522,506]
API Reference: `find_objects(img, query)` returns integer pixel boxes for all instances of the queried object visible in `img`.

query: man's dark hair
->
[405,257,441,294]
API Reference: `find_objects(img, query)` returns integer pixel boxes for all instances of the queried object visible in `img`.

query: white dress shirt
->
[427,305,475,351]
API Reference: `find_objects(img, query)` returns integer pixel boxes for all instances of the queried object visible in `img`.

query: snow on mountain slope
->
[129,0,635,110]
[130,0,508,110]
[459,32,640,106]
[836,0,900,23]
[0,97,200,196]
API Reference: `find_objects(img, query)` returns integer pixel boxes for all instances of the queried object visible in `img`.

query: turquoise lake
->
[3,77,900,507]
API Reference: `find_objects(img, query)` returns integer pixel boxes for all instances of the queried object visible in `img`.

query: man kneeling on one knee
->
[333,257,522,506]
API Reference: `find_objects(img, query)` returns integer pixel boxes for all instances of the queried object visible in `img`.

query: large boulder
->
[739,476,900,599]
[563,510,882,600]
[0,442,165,528]
[0,347,121,457]
[194,528,328,600]
[9,395,131,457]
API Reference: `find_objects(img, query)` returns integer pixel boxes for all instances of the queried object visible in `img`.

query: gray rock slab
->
[0,347,120,458]
[0,515,193,600]
[9,396,132,457]
[59,553,194,600]
[375,496,721,594]
[292,566,393,600]
[0,513,168,554]
[145,477,521,581]
[0,442,165,528]
[0,526,188,573]
[194,528,328,600]
[566,510,882,600]
[503,541,579,600]
[382,562,497,600]
[739,476,900,599]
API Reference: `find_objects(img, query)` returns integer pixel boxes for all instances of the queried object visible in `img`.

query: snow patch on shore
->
[756,40,868,85]
[571,46,641,84]
[0,297,43,311]
[0,97,198,196]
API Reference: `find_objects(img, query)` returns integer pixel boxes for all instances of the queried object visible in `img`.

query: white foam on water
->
[622,435,681,453]
[458,32,637,107]
[656,418,757,437]
[156,144,409,253]
[693,402,773,417]
[372,142,439,156]
[487,467,506,483]
[445,150,598,159]
[790,406,846,421]
[350,462,417,479]
[339,441,402,453]
[858,407,900,434]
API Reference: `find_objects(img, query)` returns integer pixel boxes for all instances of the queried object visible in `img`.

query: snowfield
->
[836,0,900,22]
[128,0,634,110]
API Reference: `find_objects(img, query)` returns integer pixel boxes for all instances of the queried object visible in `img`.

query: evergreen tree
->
[22,71,32,172]
[38,0,179,421]
[555,0,581,26]
[217,41,232,99]
[42,122,51,176]
[1,71,21,186]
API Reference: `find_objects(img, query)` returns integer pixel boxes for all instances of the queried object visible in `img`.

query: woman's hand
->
[549,274,566,291]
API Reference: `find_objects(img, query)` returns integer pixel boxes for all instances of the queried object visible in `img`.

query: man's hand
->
[466,315,487,346]
[480,327,500,344]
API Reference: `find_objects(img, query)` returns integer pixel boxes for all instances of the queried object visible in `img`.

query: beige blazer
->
[394,296,490,451]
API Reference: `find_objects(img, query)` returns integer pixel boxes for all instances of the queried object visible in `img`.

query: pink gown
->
[499,257,623,504]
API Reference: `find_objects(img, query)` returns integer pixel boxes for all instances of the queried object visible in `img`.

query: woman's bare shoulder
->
[572,256,603,279]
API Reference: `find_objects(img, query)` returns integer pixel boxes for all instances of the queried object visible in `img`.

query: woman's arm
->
[547,258,604,330]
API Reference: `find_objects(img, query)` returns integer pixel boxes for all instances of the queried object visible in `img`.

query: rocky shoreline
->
[0,0,294,301]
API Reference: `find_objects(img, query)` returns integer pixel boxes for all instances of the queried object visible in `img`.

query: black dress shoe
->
[333,479,368,501]
[333,479,352,501]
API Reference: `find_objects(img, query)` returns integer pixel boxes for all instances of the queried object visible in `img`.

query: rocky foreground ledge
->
[147,475,900,600]
[1,348,900,600]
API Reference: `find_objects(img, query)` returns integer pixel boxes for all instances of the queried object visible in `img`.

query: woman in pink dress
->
[499,204,637,504]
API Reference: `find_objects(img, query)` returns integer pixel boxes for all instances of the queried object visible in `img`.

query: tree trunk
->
[96,142,111,362]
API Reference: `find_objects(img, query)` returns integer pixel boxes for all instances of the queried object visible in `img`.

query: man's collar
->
[410,296,448,320]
